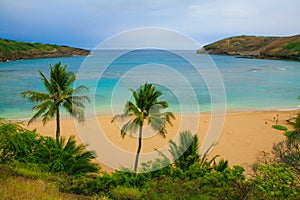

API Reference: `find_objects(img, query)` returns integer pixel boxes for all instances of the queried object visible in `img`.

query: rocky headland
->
[197,34,300,61]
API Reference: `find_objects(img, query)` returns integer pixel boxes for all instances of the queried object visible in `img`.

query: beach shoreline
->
[19,109,299,172]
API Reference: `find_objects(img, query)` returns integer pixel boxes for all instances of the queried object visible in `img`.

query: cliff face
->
[0,38,90,62]
[197,34,300,61]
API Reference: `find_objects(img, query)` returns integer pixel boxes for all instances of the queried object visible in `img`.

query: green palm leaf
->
[113,82,175,172]
[22,62,90,141]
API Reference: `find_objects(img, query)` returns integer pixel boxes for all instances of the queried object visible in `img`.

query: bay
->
[0,50,299,119]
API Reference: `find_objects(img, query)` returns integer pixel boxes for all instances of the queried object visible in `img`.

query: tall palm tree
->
[113,82,175,172]
[21,62,90,141]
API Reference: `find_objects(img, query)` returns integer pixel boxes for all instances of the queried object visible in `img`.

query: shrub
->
[0,119,40,163]
[0,120,99,175]
[110,186,142,200]
[249,163,300,199]
[284,41,300,52]
[169,130,200,171]
[42,136,99,175]
[272,124,288,131]
[273,140,300,177]
[64,173,116,196]
[284,130,294,137]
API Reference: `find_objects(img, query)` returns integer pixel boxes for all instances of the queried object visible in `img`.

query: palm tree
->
[21,62,90,141]
[113,82,175,172]
[42,136,99,175]
[169,130,200,170]
[169,131,227,172]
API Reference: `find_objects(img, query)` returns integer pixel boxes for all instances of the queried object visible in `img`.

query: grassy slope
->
[0,38,59,53]
[199,34,300,60]
[0,38,89,61]
[0,163,99,200]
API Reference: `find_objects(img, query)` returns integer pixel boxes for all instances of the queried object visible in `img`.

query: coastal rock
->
[197,34,300,61]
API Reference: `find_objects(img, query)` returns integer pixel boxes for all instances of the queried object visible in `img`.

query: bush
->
[249,163,300,199]
[284,130,294,137]
[0,120,99,175]
[141,166,247,200]
[41,136,99,175]
[110,186,142,200]
[0,119,40,163]
[64,173,116,196]
[273,140,300,177]
[272,124,288,131]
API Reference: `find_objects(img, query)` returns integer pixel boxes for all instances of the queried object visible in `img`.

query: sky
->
[0,0,299,49]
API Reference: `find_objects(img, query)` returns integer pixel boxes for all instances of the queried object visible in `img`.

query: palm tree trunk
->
[56,106,60,142]
[134,125,143,172]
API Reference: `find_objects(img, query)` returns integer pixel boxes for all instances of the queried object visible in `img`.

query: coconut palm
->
[21,62,90,141]
[42,135,99,175]
[169,130,200,170]
[113,82,175,172]
[169,131,227,172]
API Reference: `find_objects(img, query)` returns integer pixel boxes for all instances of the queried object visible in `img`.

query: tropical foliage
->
[113,82,175,171]
[169,130,200,171]
[0,119,98,175]
[0,119,299,199]
[21,62,90,140]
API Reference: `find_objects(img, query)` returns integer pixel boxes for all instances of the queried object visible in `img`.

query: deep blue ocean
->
[0,50,299,119]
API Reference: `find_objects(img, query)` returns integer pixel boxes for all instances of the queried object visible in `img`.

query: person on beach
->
[273,114,279,125]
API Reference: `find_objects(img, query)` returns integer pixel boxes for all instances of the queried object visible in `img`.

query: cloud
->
[0,0,299,47]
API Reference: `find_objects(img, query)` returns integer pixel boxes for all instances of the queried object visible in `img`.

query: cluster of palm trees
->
[22,62,176,172]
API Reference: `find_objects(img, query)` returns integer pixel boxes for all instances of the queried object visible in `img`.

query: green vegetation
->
[273,112,300,177]
[272,124,288,131]
[0,38,58,53]
[1,119,299,199]
[284,41,300,52]
[169,130,200,171]
[200,34,300,61]
[0,38,90,62]
[0,119,99,175]
[1,86,300,199]
[22,62,90,141]
[112,82,175,172]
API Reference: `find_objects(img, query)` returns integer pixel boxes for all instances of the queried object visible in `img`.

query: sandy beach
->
[24,110,298,172]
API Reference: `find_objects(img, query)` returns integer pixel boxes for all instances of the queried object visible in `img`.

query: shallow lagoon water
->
[0,50,299,119]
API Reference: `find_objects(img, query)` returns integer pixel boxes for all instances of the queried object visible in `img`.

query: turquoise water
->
[0,50,299,119]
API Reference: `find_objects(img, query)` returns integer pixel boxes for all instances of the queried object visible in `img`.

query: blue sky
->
[0,0,299,48]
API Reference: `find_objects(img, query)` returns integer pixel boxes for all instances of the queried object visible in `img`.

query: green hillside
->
[0,38,90,62]
[197,34,300,61]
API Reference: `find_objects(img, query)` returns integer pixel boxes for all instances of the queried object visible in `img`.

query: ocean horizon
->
[0,49,299,120]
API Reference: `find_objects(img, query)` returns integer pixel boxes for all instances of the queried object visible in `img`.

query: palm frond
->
[37,70,54,94]
[125,101,141,116]
[21,91,49,102]
[169,131,200,170]
[28,100,54,125]
[120,119,140,138]
[73,84,89,94]
[62,98,85,123]
[41,103,57,125]
[114,82,174,138]
[71,95,91,105]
